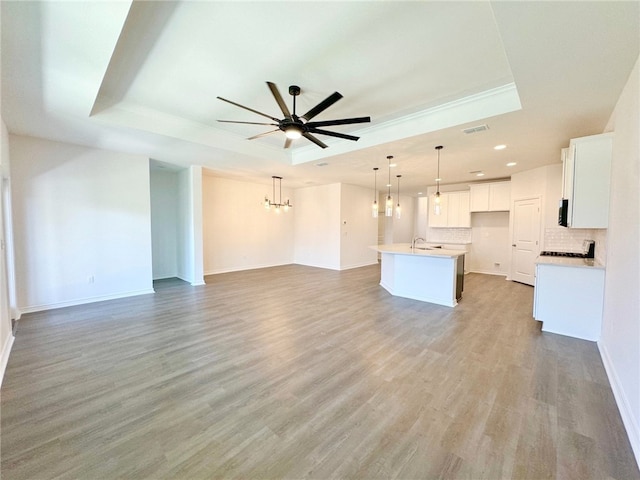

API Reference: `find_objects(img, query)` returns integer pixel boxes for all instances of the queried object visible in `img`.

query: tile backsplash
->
[544,227,607,264]
[427,228,472,244]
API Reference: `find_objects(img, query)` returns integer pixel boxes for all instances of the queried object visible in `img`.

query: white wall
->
[379,193,416,244]
[339,184,378,269]
[510,164,562,233]
[509,164,561,279]
[202,175,294,274]
[469,212,510,275]
[294,183,341,270]
[414,196,429,239]
[0,118,15,385]
[177,166,204,285]
[150,168,180,280]
[599,56,640,465]
[393,193,415,243]
[9,135,154,312]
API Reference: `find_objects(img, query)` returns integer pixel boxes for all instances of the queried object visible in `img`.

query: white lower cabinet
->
[533,262,605,341]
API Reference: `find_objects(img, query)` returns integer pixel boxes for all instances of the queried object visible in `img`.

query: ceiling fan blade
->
[217,120,278,126]
[284,137,293,149]
[308,128,360,142]
[217,96,280,122]
[301,92,343,121]
[305,116,371,128]
[302,132,328,149]
[266,82,292,120]
[247,129,280,140]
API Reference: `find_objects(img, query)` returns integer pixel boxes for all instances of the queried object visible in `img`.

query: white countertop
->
[536,256,605,270]
[372,244,466,258]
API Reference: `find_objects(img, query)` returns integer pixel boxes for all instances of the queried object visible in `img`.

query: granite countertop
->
[536,256,605,270]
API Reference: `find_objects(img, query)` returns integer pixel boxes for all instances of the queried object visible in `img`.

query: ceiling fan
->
[217,82,371,149]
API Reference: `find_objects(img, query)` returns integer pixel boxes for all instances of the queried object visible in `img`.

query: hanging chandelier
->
[385,155,394,217]
[434,146,443,215]
[264,176,292,213]
[372,167,379,218]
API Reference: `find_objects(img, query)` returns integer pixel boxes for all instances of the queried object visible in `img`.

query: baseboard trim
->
[468,269,508,277]
[0,333,15,388]
[339,261,379,271]
[18,288,156,314]
[598,340,640,467]
[205,262,294,276]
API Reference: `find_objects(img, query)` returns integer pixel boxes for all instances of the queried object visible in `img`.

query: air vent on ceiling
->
[462,124,489,135]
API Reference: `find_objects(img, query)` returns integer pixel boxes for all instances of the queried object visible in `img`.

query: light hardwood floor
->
[1,265,638,479]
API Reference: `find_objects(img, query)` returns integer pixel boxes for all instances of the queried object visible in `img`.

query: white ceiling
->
[2,1,638,196]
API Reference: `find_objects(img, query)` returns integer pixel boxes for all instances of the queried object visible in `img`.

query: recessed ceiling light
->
[476,172,485,177]
[435,177,442,182]
[418,192,423,195]
[506,162,517,167]
[494,144,507,150]
[386,183,392,187]
[389,163,397,168]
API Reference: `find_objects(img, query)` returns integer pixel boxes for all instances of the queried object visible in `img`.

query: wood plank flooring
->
[2,264,638,479]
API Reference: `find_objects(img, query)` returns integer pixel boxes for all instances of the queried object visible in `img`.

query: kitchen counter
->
[536,256,604,269]
[374,243,466,258]
[370,244,465,307]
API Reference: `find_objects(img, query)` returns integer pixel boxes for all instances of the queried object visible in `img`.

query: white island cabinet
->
[371,244,465,307]
[534,257,605,341]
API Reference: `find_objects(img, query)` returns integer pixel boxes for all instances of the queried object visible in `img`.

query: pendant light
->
[385,155,394,217]
[372,167,379,218]
[434,146,443,216]
[264,176,292,213]
[395,175,402,219]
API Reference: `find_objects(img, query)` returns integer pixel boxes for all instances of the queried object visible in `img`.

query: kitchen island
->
[371,244,466,307]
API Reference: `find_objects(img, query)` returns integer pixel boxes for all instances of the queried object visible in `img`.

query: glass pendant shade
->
[434,146,443,216]
[385,195,393,217]
[395,174,402,219]
[371,167,379,218]
[385,156,394,217]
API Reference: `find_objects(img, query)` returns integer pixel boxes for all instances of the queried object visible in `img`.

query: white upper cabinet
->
[428,191,470,228]
[469,181,511,212]
[563,133,612,228]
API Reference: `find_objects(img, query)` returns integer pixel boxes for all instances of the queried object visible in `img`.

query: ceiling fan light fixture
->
[217,82,371,149]
[284,125,303,139]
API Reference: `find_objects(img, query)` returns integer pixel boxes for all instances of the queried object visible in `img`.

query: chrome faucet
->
[412,236,426,249]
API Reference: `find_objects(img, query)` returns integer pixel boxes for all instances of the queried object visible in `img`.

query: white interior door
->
[511,197,541,286]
